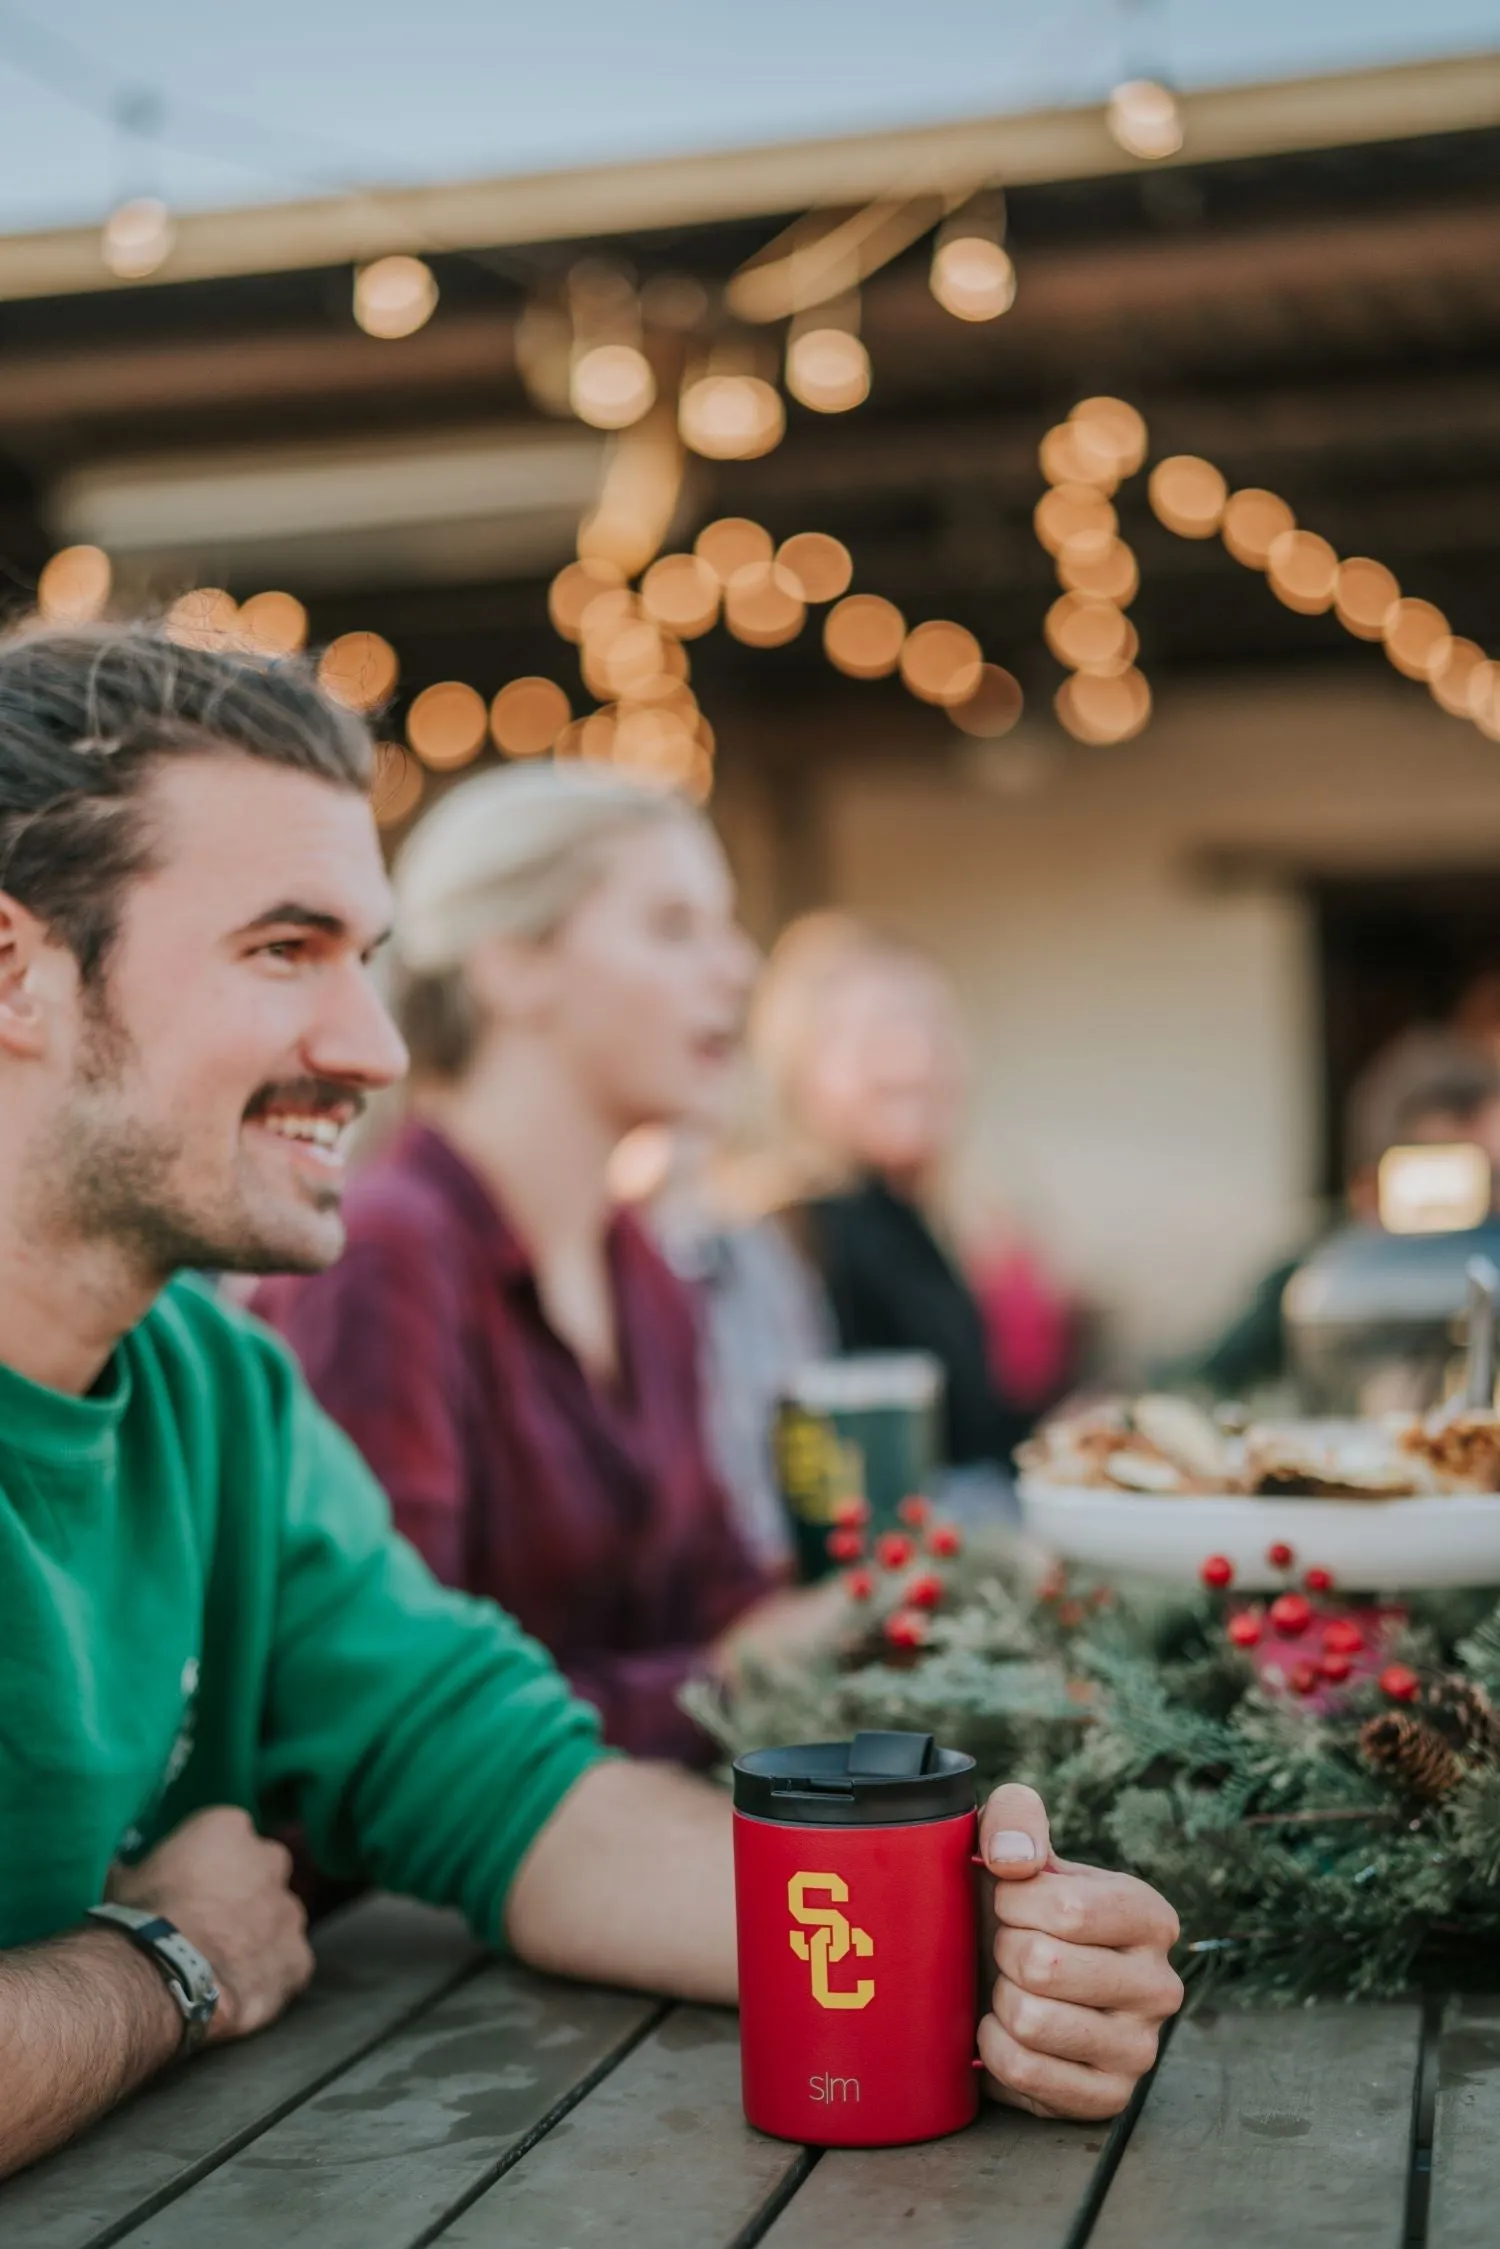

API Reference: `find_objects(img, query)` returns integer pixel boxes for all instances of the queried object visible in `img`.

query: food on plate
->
[1020,1396,1500,1500]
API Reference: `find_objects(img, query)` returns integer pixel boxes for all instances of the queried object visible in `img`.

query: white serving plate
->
[1017,1479,1500,1590]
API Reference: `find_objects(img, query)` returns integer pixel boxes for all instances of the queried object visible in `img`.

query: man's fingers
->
[992,1978,1165,2079]
[993,1924,1184,2018]
[978,1783,1051,1879]
[995,1864,1182,1951]
[977,2017,1138,2122]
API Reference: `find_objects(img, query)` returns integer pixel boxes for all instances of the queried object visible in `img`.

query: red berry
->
[1319,1651,1354,1684]
[1304,1567,1334,1595]
[875,1531,916,1571]
[844,1568,875,1602]
[905,1572,944,1609]
[1380,1663,1420,1703]
[1228,1611,1263,1648]
[884,1607,928,1649]
[1057,1599,1085,1628]
[1266,1542,1295,1571]
[897,1494,932,1528]
[1200,1554,1235,1590]
[1322,1618,1365,1656]
[1289,1660,1319,1696]
[1269,1593,1313,1638]
[826,1527,865,1563]
[927,1523,963,1558]
[831,1493,870,1528]
[1037,1566,1068,1603]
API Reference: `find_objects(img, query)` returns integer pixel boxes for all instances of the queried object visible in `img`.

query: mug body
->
[734,1798,978,2146]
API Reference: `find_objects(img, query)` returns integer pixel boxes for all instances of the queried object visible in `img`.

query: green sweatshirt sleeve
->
[256,1367,610,1945]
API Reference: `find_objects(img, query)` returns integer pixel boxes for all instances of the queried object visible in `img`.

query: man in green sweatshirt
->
[0,624,1181,2175]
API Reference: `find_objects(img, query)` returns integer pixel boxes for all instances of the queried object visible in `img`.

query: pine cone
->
[1419,1675,1500,1762]
[1359,1711,1466,1801]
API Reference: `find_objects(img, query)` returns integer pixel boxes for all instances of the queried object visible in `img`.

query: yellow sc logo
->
[788,1872,875,2010]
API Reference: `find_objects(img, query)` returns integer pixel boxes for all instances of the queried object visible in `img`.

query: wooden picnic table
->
[2,1893,1494,2248]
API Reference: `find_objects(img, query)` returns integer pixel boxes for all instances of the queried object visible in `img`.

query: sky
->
[0,0,1496,236]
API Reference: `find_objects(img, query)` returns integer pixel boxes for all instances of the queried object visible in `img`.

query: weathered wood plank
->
[0,1895,484,2249]
[1428,1994,1500,2249]
[437,2005,803,2248]
[760,2103,1111,2249]
[1088,2004,1421,2249]
[114,1962,657,2249]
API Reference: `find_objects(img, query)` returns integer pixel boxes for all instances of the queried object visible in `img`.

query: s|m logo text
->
[810,2071,861,2102]
[788,1871,874,2010]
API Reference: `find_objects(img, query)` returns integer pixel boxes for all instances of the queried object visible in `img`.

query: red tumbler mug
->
[733,1730,979,2147]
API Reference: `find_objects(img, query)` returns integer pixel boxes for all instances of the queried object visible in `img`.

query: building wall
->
[804,667,1500,1368]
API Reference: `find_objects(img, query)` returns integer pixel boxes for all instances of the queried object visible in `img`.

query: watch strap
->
[86,1903,220,2055]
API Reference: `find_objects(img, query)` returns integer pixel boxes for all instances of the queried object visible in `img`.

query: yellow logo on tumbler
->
[788,1872,875,2009]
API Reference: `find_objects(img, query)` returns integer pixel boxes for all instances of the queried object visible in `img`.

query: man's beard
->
[36,992,346,1286]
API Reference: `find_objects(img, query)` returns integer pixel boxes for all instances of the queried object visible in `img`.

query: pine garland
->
[686,1524,1500,2005]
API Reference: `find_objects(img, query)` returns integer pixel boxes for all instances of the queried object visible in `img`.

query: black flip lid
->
[732,1731,977,1827]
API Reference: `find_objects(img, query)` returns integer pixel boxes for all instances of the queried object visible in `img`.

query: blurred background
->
[4,0,1500,1377]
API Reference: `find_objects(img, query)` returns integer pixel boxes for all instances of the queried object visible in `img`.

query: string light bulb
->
[1107,80,1184,161]
[824,594,906,680]
[407,681,488,770]
[354,256,438,340]
[930,232,1016,323]
[236,590,308,657]
[785,328,871,414]
[371,743,424,829]
[569,344,656,430]
[678,375,784,461]
[37,545,112,624]
[319,632,398,713]
[101,198,174,280]
[490,678,571,758]
[949,665,1024,740]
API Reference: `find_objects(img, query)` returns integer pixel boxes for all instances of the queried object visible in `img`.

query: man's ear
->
[0,890,65,1060]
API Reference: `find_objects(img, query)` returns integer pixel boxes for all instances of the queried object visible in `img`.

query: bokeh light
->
[319,631,398,712]
[785,329,871,414]
[1470,661,1500,739]
[1334,558,1400,641]
[929,236,1016,322]
[584,616,669,701]
[1107,79,1184,160]
[1148,456,1227,538]
[1045,594,1131,671]
[824,593,907,679]
[1058,537,1139,606]
[490,677,571,758]
[407,681,488,770]
[548,557,626,642]
[1039,421,1119,492]
[949,664,1024,740]
[1222,489,1296,569]
[1267,529,1339,614]
[1431,638,1486,719]
[1056,667,1152,743]
[776,532,853,605]
[640,553,720,638]
[1384,598,1452,681]
[370,742,424,829]
[101,198,174,280]
[724,563,806,648]
[37,544,111,624]
[165,588,239,650]
[354,256,438,340]
[678,375,785,460]
[899,620,983,706]
[1034,483,1117,561]
[694,518,773,584]
[237,590,308,657]
[569,343,656,430]
[613,704,701,785]
[1070,397,1149,479]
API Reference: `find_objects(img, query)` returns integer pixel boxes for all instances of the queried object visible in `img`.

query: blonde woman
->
[748,920,1036,1470]
[254,763,831,1762]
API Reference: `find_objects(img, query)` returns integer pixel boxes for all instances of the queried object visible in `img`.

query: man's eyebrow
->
[233,903,393,949]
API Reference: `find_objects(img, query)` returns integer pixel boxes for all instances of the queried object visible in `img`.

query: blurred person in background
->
[745,917,1051,1474]
[255,764,837,1763]
[1178,1040,1500,1401]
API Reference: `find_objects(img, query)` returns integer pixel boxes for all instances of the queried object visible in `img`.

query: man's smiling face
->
[34,750,408,1281]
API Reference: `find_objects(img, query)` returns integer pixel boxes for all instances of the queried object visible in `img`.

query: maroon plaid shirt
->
[252,1123,771,1762]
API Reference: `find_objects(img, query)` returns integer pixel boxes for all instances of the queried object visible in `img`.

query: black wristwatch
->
[85,1904,220,2055]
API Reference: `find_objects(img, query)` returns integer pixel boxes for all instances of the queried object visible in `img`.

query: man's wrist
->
[67,1926,186,2071]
